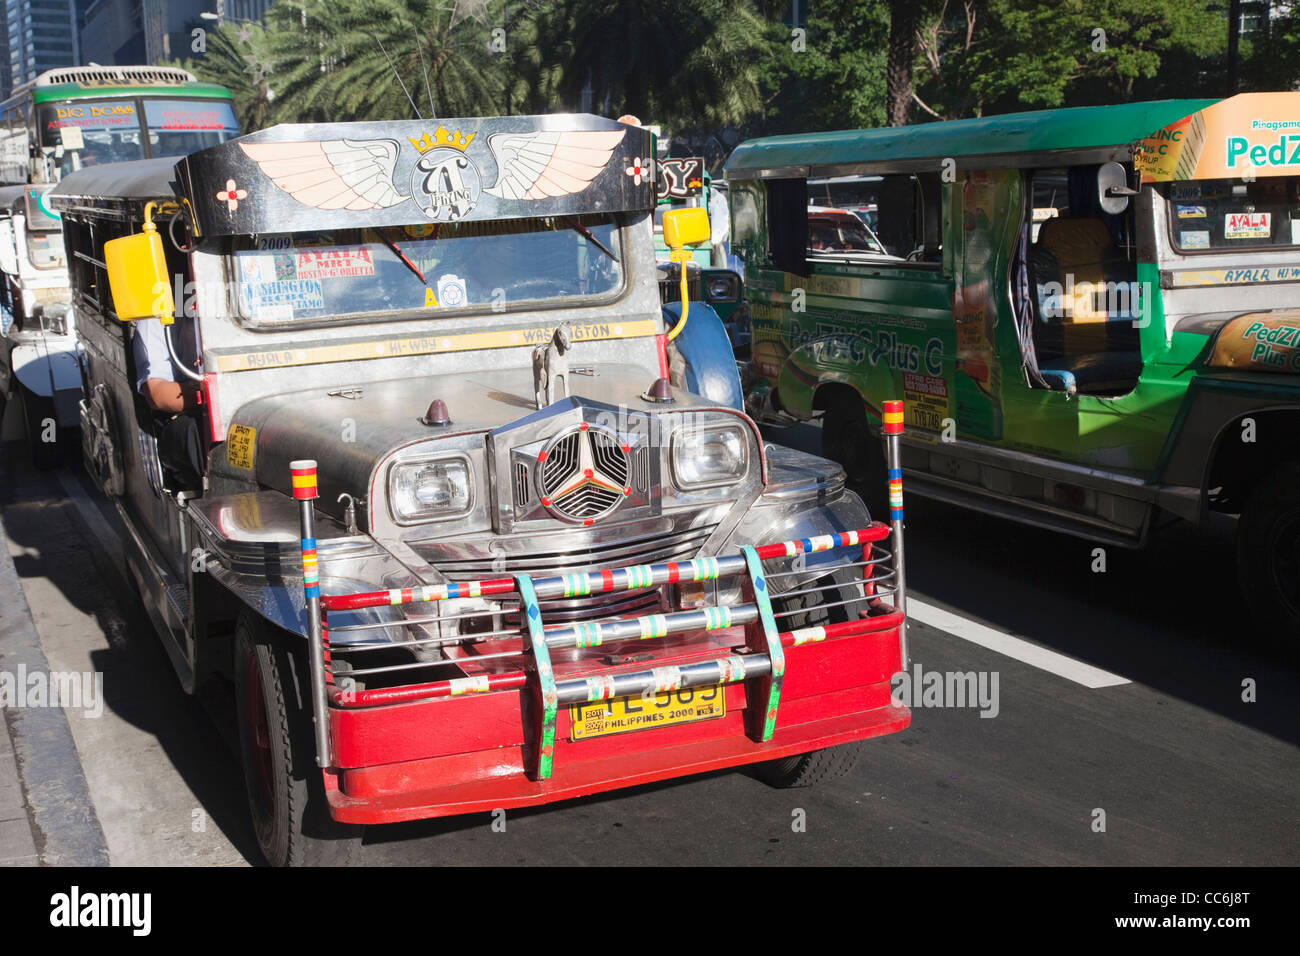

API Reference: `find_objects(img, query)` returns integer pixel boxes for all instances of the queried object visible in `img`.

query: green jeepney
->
[726,92,1300,643]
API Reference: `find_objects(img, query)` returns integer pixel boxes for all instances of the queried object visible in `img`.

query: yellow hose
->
[667,250,690,341]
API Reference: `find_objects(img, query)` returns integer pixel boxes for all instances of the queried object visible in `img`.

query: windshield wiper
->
[566,217,618,264]
[379,228,428,285]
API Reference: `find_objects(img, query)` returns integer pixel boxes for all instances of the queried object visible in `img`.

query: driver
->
[133,314,206,488]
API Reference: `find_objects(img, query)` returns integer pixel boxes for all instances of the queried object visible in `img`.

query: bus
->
[726,92,1300,649]
[0,65,239,467]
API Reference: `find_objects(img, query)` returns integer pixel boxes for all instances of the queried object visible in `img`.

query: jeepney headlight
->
[706,274,739,303]
[671,425,747,489]
[388,456,473,523]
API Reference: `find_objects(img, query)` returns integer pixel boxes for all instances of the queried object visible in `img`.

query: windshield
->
[39,100,143,166]
[231,214,624,326]
[143,99,239,158]
[1167,177,1300,252]
[24,227,64,270]
[38,97,238,169]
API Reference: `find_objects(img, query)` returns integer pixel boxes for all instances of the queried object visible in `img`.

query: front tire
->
[822,393,886,517]
[1238,462,1300,656]
[755,567,869,788]
[754,741,867,788]
[234,613,360,866]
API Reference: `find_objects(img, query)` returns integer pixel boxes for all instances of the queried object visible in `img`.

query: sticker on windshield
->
[1171,185,1202,200]
[295,247,375,280]
[1225,212,1271,239]
[437,273,468,308]
[240,278,324,320]
[1177,204,1207,218]
[1180,230,1211,249]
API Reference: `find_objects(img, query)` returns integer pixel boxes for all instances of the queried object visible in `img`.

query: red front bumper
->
[324,623,909,825]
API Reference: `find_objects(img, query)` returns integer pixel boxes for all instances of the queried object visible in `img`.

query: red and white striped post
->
[292,459,333,768]
[882,400,908,668]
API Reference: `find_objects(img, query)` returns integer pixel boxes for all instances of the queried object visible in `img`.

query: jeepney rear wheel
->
[1237,462,1300,655]
[754,567,868,788]
[822,393,886,518]
[234,613,360,866]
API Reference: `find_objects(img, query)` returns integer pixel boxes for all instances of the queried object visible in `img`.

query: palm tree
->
[262,0,508,123]
[174,19,279,132]
[536,0,769,129]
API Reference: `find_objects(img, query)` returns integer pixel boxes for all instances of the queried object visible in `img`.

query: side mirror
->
[1098,162,1136,214]
[662,207,711,253]
[104,219,174,323]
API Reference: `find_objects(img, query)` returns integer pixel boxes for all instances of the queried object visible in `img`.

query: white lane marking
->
[907,597,1131,689]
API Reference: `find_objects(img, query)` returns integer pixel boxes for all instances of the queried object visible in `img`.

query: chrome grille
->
[419,522,717,623]
[538,426,631,522]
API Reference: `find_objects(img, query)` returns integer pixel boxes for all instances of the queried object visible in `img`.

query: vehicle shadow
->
[0,442,264,865]
[767,422,1300,749]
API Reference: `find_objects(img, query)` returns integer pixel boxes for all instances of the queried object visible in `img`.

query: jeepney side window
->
[803,173,939,266]
[874,173,940,262]
[765,177,808,276]
[729,180,763,265]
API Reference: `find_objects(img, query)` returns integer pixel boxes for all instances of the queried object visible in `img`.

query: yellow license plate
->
[570,685,726,740]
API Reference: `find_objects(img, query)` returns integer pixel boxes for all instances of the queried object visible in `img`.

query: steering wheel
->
[905,246,926,262]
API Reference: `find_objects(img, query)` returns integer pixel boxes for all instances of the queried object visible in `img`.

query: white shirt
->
[132,318,197,395]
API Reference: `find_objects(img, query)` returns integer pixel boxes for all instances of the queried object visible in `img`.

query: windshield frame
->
[222,213,633,332]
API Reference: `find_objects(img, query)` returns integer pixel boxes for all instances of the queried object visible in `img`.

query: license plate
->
[570,685,726,740]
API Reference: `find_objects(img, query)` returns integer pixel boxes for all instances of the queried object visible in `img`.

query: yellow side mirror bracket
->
[661,207,710,342]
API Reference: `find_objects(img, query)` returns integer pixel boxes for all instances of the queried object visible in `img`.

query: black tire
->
[755,567,869,788]
[754,740,867,788]
[1237,462,1300,656]
[822,392,886,518]
[20,386,60,470]
[234,613,360,866]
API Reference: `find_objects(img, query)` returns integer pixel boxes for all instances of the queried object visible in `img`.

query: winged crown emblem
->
[239,127,628,221]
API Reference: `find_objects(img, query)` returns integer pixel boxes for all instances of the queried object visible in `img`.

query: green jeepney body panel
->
[727,93,1300,536]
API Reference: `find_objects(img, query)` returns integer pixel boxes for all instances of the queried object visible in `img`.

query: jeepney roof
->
[161,113,653,238]
[48,157,180,221]
[725,98,1221,178]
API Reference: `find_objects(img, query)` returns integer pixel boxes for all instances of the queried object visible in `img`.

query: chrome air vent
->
[633,445,649,493]
[537,423,630,523]
[513,462,531,507]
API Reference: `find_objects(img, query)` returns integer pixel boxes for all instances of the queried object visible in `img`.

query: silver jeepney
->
[51,114,909,866]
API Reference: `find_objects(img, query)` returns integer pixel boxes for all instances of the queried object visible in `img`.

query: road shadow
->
[0,442,263,864]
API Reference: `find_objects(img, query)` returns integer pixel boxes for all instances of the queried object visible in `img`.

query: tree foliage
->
[172,0,1300,137]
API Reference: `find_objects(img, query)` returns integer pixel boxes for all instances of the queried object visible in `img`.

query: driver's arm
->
[133,319,199,413]
[142,378,200,414]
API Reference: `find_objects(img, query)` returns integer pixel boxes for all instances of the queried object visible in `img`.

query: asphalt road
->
[1,425,1297,866]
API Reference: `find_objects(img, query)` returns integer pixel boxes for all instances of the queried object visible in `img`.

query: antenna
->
[371,31,422,120]
[408,20,436,120]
